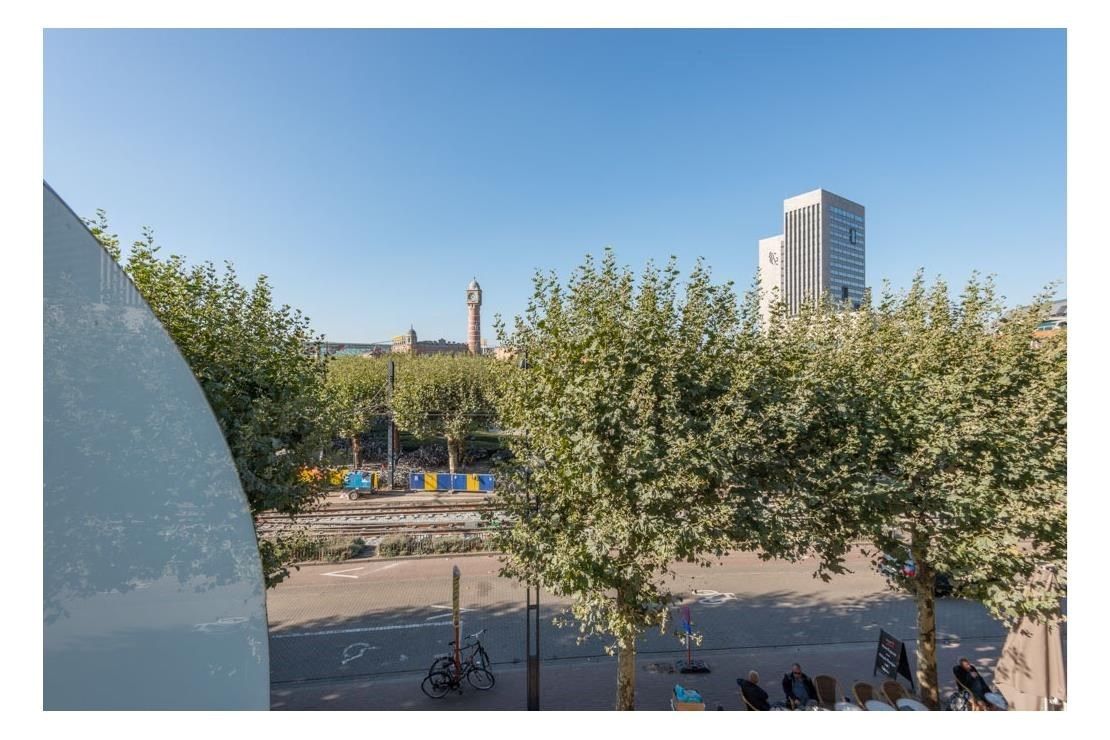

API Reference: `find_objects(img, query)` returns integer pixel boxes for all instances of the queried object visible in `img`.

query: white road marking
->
[340,642,377,665]
[322,566,365,579]
[692,589,737,605]
[368,562,402,574]
[425,604,474,619]
[272,622,452,639]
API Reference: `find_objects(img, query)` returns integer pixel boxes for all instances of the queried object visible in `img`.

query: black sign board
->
[873,630,914,688]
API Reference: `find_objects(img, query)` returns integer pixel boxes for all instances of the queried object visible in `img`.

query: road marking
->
[322,566,365,579]
[272,622,452,639]
[692,589,737,605]
[341,642,377,665]
[368,562,402,574]
[425,604,474,620]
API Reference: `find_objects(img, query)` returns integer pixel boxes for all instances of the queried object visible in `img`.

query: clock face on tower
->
[467,290,480,303]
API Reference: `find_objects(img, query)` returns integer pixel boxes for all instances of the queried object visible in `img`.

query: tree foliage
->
[85,211,334,587]
[390,354,499,473]
[492,250,742,710]
[754,273,1066,707]
[325,355,391,467]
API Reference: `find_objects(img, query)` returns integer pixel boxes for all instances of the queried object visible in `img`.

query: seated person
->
[953,657,994,710]
[781,663,818,709]
[737,670,770,711]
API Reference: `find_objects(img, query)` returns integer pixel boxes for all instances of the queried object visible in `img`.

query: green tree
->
[85,212,334,587]
[390,354,498,474]
[723,289,889,581]
[326,355,390,468]
[865,275,1065,707]
[492,251,741,710]
[753,275,1066,708]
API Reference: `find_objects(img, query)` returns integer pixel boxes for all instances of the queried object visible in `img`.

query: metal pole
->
[526,471,540,711]
[521,354,540,710]
[453,565,462,674]
[387,359,396,490]
[527,579,540,710]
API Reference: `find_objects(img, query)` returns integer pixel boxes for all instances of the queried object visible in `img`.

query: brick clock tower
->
[466,278,482,356]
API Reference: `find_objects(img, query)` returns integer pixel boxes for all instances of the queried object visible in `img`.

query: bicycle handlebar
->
[447,629,486,647]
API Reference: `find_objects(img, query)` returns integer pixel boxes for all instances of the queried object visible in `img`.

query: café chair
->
[853,681,888,709]
[881,680,911,706]
[813,675,842,710]
[739,690,764,711]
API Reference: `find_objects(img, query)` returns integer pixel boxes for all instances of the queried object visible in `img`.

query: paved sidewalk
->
[271,636,1006,710]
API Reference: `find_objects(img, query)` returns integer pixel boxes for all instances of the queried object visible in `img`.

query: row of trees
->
[492,250,1065,709]
[88,214,1064,710]
[325,354,500,473]
[86,214,499,587]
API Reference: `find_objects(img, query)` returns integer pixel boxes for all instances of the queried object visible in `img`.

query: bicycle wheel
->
[467,667,495,691]
[422,671,453,699]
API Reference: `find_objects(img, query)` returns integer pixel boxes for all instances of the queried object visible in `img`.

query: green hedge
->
[377,535,494,558]
[280,534,367,563]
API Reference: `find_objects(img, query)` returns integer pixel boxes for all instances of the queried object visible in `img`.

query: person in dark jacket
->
[954,658,994,710]
[782,663,818,709]
[737,671,770,711]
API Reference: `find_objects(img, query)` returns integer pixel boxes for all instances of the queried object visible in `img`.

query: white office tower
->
[758,188,865,325]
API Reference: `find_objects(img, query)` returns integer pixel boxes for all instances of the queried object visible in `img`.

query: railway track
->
[298,502,492,516]
[256,498,508,538]
[256,519,496,537]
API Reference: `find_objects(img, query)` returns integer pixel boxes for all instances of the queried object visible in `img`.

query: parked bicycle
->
[421,629,495,698]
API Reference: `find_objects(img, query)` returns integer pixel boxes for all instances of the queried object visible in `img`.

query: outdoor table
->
[984,692,1009,711]
[835,701,862,711]
[865,699,896,711]
[897,698,930,711]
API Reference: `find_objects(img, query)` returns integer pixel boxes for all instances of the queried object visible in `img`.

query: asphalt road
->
[267,550,1010,688]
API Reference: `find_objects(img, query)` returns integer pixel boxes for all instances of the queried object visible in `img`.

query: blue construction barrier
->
[409,472,494,492]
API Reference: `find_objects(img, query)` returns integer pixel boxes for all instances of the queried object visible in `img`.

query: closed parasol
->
[993,570,1066,710]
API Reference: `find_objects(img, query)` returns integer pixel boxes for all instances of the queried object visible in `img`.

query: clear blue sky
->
[44,29,1065,343]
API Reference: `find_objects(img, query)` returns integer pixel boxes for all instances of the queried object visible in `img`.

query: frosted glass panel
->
[43,184,269,709]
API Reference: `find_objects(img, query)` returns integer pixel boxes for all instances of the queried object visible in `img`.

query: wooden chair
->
[881,680,910,706]
[813,675,842,710]
[739,689,764,711]
[853,681,887,709]
[954,675,986,711]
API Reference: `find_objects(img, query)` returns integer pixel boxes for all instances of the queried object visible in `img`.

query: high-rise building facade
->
[758,188,866,325]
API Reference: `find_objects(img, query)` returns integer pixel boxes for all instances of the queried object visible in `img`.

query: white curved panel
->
[43,184,269,709]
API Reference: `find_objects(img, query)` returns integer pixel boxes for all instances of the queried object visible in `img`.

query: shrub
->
[376,535,494,557]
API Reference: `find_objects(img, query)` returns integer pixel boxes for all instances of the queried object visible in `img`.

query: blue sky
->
[44,29,1065,343]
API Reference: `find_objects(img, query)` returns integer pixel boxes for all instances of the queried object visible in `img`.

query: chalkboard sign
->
[873,630,914,688]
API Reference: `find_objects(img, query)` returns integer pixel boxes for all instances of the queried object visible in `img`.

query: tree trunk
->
[911,532,940,708]
[447,436,458,475]
[616,638,636,710]
[446,436,464,475]
[351,435,361,469]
